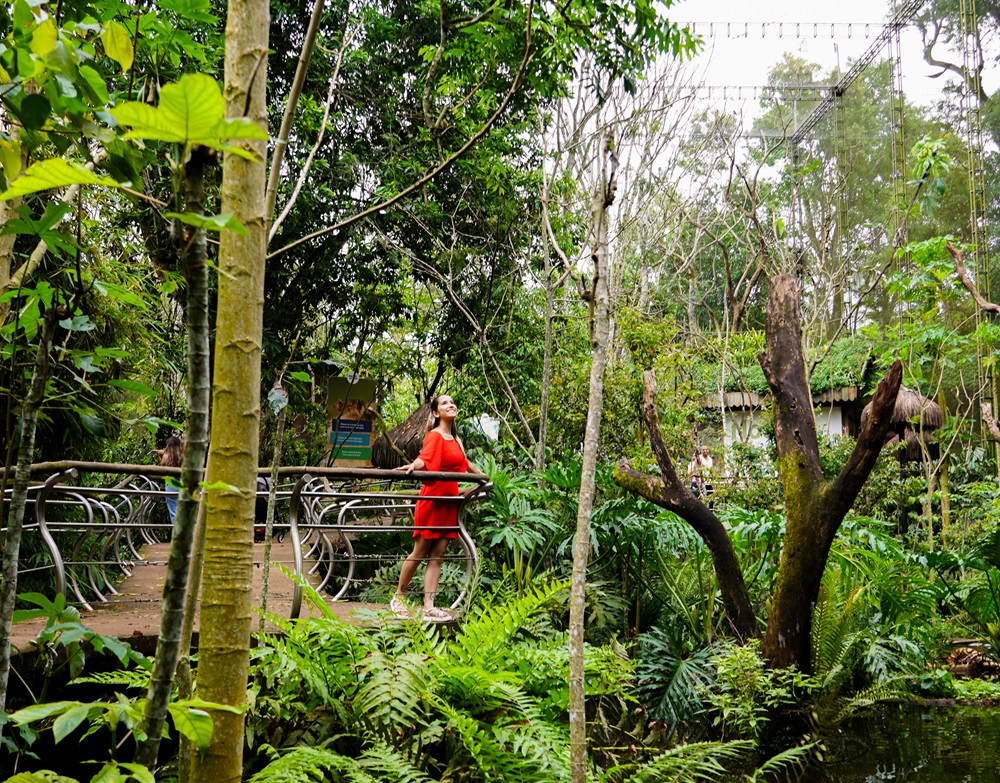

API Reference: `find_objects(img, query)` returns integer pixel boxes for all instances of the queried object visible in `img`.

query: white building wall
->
[815,406,845,437]
[723,409,769,450]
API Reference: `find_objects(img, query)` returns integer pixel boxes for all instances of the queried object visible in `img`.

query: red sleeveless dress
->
[413,430,468,539]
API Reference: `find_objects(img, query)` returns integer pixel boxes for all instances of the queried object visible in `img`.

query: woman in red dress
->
[392,394,471,621]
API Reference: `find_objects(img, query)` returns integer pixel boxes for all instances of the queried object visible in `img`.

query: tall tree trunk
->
[0,307,58,713]
[569,130,616,783]
[760,276,901,670]
[189,0,269,778]
[135,147,213,768]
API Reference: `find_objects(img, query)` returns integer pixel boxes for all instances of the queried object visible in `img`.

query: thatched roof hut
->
[860,386,942,463]
[371,403,433,468]
[860,385,943,431]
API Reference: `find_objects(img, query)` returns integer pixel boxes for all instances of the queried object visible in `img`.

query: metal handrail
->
[4,466,491,619]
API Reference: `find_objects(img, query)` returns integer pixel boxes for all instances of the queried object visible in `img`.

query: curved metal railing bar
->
[288,474,309,619]
[35,468,78,599]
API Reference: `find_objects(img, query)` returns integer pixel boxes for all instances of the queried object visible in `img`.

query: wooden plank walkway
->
[9,540,392,655]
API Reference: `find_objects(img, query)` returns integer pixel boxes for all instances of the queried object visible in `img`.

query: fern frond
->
[828,677,915,725]
[436,700,550,782]
[743,742,816,782]
[249,745,351,783]
[358,740,438,783]
[356,651,433,736]
[487,680,571,780]
[69,669,150,689]
[449,580,569,668]
[601,740,753,783]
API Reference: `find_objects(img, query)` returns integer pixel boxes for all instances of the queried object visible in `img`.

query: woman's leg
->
[396,536,434,597]
[422,538,450,611]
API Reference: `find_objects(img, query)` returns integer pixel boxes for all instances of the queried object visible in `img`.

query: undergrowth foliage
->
[248,581,587,781]
[246,581,761,782]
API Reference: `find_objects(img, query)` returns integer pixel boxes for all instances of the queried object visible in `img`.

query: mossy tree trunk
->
[189,0,268,778]
[760,275,901,670]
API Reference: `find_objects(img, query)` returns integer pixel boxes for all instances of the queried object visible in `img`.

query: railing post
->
[288,474,311,619]
[36,469,78,600]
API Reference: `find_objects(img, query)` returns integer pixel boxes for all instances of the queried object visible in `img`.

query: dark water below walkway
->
[814,703,1000,782]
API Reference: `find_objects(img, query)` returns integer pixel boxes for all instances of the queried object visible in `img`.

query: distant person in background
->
[687,448,701,494]
[155,435,183,524]
[392,394,475,622]
[688,444,714,497]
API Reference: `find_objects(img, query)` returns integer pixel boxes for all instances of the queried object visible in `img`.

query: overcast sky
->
[666,0,975,114]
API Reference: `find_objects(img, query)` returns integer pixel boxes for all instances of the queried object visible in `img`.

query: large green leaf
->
[164,210,248,236]
[52,703,92,743]
[0,159,120,201]
[5,772,79,783]
[10,701,79,725]
[113,764,155,783]
[108,378,156,396]
[111,74,268,148]
[101,21,134,72]
[167,705,214,748]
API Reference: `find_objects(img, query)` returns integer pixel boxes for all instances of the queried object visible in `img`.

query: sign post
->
[327,378,377,467]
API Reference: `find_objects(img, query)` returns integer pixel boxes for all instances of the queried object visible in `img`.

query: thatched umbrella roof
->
[860,386,942,464]
[371,403,433,469]
[860,385,943,431]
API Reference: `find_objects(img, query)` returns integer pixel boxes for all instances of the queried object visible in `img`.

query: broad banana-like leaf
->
[0,159,119,201]
[111,73,268,151]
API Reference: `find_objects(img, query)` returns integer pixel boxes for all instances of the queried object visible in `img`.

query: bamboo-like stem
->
[135,146,213,768]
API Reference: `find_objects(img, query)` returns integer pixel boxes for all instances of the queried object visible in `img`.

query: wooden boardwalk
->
[9,540,392,655]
